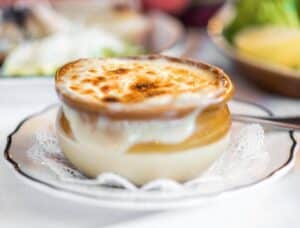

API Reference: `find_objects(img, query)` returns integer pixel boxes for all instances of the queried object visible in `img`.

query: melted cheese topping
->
[57,58,224,106]
[62,103,230,155]
[60,105,230,154]
[63,104,201,154]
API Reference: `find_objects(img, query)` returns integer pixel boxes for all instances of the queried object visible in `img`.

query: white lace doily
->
[27,124,269,192]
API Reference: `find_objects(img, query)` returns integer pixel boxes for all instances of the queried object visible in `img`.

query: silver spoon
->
[232,114,300,131]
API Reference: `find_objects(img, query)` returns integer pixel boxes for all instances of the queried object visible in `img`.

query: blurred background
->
[0,0,224,76]
[1,0,300,97]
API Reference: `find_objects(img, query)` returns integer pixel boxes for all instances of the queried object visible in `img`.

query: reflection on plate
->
[4,100,297,210]
[208,4,300,97]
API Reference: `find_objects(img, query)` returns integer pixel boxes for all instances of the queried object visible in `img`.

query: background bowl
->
[207,4,300,97]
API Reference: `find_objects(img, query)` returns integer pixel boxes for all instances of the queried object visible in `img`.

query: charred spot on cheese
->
[130,80,169,99]
[88,69,97,73]
[70,85,80,91]
[145,90,167,97]
[81,78,93,83]
[108,68,129,75]
[81,89,94,95]
[70,75,79,80]
[102,96,120,102]
[100,85,111,93]
[172,68,189,75]
[146,70,155,74]
[132,81,157,92]
[96,76,106,81]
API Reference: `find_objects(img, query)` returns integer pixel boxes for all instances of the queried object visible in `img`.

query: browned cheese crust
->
[55,55,234,119]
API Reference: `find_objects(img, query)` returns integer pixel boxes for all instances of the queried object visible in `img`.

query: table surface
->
[1,34,300,228]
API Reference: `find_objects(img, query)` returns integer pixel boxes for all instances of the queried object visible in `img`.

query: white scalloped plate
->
[4,100,297,210]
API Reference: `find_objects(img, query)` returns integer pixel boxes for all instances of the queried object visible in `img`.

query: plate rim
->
[3,99,297,209]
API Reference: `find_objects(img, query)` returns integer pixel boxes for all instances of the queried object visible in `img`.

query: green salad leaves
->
[224,0,300,42]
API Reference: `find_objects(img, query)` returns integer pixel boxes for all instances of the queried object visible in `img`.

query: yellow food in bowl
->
[234,26,300,70]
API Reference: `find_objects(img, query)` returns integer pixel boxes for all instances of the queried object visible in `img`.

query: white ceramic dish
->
[4,100,297,210]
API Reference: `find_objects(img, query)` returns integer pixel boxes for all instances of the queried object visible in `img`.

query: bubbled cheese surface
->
[56,58,224,105]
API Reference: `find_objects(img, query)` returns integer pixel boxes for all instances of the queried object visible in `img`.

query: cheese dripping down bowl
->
[55,55,234,185]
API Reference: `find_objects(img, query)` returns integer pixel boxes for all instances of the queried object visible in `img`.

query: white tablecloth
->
[0,38,300,228]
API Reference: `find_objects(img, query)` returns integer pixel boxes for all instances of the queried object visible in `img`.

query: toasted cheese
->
[57,56,230,108]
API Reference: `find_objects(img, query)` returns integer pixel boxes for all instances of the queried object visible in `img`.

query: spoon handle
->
[232,114,300,131]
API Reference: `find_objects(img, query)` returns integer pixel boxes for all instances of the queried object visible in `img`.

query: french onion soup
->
[55,55,234,185]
